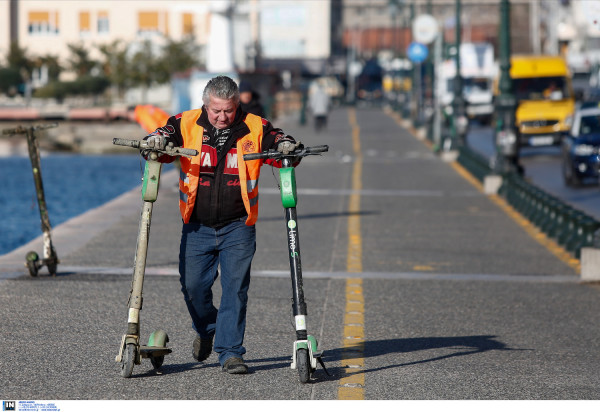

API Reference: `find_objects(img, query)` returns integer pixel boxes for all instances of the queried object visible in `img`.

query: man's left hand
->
[277,140,301,155]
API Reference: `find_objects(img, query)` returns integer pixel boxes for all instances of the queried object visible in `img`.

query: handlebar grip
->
[112,138,140,148]
[174,147,199,156]
[243,152,268,161]
[304,145,329,154]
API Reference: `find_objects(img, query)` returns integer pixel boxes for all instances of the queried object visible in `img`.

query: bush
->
[0,67,23,95]
[33,75,110,101]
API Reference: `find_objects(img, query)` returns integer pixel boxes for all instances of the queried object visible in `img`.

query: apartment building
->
[2,1,212,62]
[0,0,332,75]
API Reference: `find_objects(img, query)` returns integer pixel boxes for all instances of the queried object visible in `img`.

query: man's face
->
[206,95,237,129]
[240,91,252,104]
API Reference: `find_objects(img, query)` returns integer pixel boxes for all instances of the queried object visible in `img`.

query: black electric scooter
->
[243,144,329,383]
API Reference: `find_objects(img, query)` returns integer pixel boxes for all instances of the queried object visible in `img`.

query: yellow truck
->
[507,55,575,147]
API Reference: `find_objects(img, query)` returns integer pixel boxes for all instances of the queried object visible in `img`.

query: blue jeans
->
[179,219,256,365]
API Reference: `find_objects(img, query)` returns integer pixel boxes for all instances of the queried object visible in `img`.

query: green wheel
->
[120,343,136,378]
[25,251,39,277]
[148,330,169,370]
[296,348,310,383]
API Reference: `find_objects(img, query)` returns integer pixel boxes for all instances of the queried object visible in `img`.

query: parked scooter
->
[1,123,59,276]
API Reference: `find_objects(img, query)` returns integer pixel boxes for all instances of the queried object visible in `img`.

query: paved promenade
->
[1,106,599,401]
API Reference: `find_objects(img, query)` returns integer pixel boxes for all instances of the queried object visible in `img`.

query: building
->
[0,0,334,77]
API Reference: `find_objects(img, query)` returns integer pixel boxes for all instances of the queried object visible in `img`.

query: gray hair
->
[202,76,240,106]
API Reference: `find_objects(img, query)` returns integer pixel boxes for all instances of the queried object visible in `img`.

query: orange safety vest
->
[177,108,265,226]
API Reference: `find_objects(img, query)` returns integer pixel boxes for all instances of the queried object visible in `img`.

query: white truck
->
[439,42,496,125]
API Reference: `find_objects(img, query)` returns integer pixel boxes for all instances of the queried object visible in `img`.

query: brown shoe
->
[222,357,248,374]
[192,335,213,362]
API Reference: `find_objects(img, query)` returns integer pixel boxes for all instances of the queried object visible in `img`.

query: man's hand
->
[277,140,301,155]
[146,133,167,151]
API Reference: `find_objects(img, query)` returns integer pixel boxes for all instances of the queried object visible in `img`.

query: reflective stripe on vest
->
[177,109,265,225]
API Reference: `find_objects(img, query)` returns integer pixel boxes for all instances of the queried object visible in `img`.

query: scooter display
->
[243,144,329,383]
[1,123,59,277]
[112,137,198,378]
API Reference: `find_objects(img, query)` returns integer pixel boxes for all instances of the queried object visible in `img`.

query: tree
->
[129,39,161,102]
[66,42,98,76]
[156,36,200,82]
[3,42,35,94]
[98,39,130,98]
[36,54,62,82]
[6,42,35,73]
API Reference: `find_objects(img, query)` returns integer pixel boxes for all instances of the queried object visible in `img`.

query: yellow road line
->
[339,108,365,400]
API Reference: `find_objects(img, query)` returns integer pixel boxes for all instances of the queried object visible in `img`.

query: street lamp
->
[494,0,520,175]
[451,0,468,148]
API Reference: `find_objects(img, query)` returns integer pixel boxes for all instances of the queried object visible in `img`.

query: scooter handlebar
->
[2,123,58,136]
[112,138,198,157]
[243,144,329,161]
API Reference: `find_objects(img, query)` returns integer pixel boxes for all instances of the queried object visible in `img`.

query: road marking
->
[339,108,365,400]
[261,187,479,197]
[1,266,577,283]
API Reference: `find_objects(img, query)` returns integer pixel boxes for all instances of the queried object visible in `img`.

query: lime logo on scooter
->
[288,220,299,258]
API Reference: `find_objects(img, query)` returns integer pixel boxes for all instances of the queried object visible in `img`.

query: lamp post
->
[410,1,420,127]
[494,0,519,174]
[451,0,467,148]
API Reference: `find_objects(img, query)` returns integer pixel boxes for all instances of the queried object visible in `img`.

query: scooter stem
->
[127,158,162,337]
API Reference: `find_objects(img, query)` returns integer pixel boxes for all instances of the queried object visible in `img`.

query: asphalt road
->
[467,123,600,220]
[1,106,599,401]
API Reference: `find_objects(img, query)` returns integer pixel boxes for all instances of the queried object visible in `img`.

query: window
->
[28,11,59,35]
[183,13,194,36]
[138,11,159,33]
[98,11,109,34]
[79,12,90,35]
[138,11,168,35]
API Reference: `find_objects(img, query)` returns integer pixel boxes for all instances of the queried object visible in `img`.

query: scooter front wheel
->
[296,348,311,383]
[120,343,136,378]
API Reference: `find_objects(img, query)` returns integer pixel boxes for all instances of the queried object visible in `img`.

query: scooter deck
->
[139,346,172,358]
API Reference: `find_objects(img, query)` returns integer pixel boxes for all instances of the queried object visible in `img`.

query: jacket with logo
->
[147,107,294,228]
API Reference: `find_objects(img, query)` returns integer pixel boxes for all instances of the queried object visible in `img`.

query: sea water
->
[0,153,165,255]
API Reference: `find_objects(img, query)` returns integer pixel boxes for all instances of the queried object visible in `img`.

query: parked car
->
[561,103,600,186]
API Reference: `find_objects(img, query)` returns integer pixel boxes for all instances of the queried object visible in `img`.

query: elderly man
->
[144,76,299,374]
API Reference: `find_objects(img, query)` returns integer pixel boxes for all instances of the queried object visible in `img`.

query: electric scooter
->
[243,144,329,383]
[1,123,59,277]
[112,137,198,378]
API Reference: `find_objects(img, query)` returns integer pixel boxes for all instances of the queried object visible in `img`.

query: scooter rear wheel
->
[25,251,39,277]
[121,343,136,378]
[148,330,169,369]
[296,348,310,383]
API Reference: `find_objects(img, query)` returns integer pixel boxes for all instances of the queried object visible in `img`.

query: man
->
[144,76,299,374]
[239,81,266,117]
[308,80,330,132]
